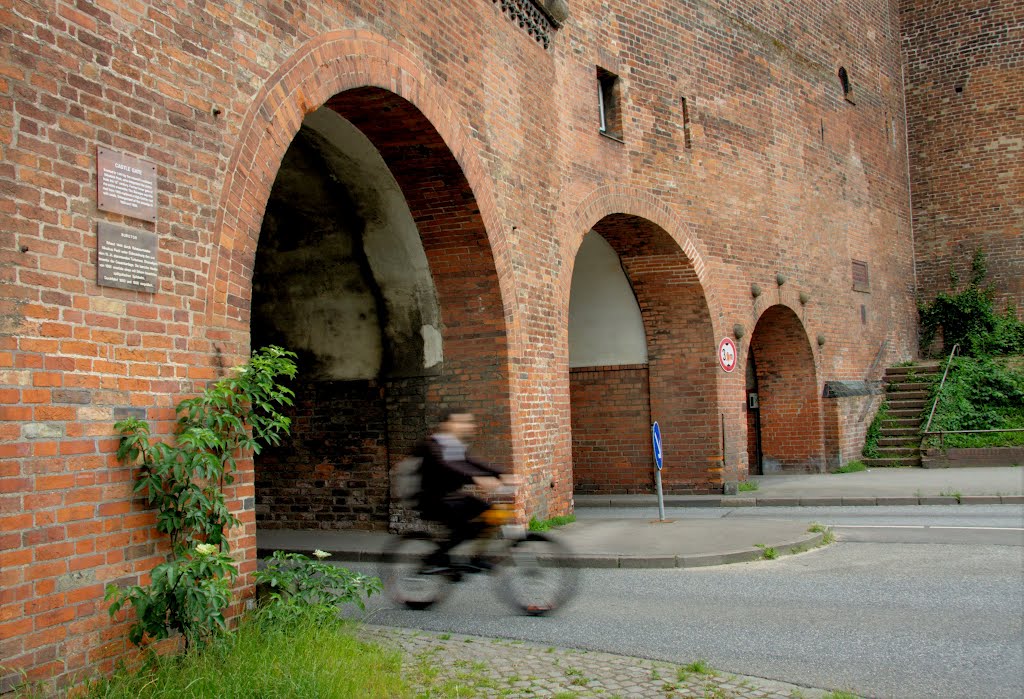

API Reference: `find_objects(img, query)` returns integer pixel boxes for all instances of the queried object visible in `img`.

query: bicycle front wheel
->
[496,533,578,616]
[381,532,451,611]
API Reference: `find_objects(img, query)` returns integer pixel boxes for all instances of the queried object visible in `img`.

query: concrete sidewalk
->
[577,465,1024,508]
[256,467,1023,570]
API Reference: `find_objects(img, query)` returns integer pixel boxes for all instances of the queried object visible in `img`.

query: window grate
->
[852,259,870,292]
[492,0,558,49]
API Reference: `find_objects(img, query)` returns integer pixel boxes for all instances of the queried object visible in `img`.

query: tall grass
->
[83,611,407,699]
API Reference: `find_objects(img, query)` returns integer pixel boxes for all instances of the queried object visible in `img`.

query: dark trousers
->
[423,494,489,563]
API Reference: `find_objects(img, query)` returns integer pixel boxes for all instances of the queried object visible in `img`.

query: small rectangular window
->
[597,67,622,141]
[680,97,692,149]
[852,259,870,292]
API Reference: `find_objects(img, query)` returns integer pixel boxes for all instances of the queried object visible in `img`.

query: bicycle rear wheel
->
[497,533,578,615]
[381,532,451,611]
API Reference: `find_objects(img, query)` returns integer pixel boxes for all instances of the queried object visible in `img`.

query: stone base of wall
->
[921,447,1024,468]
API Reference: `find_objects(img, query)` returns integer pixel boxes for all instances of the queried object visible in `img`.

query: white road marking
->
[833,524,1024,531]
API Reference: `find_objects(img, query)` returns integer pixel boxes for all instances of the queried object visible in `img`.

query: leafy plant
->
[754,544,778,560]
[924,356,1024,449]
[834,460,867,474]
[918,248,1024,358]
[862,401,889,459]
[738,480,759,491]
[106,544,237,648]
[253,550,381,625]
[106,346,298,649]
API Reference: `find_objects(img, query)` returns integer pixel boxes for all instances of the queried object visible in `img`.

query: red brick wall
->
[1,0,920,689]
[901,0,1024,317]
[570,365,653,493]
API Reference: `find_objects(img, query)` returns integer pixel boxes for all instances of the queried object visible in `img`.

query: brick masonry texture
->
[901,0,1024,317]
[0,0,1009,690]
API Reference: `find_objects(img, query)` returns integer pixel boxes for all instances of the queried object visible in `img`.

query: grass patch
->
[823,691,861,699]
[754,544,778,560]
[681,659,714,676]
[80,613,406,699]
[834,460,867,473]
[940,489,963,503]
[738,480,759,492]
[808,523,835,544]
[528,514,576,532]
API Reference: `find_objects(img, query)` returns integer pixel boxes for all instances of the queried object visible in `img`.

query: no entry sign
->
[719,337,737,372]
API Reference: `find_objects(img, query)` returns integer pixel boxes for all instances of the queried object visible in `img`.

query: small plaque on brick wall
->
[96,147,158,222]
[97,222,158,293]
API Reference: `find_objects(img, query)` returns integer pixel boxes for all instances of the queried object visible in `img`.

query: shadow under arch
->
[567,212,722,494]
[203,30,516,349]
[747,304,825,472]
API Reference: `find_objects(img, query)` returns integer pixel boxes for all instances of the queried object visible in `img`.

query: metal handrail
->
[922,343,960,435]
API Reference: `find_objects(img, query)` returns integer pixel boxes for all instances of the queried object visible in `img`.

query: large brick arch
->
[204,30,517,350]
[203,32,522,531]
[561,189,730,492]
[748,304,825,472]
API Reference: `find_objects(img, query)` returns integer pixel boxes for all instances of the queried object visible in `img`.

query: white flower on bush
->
[313,549,330,560]
[195,543,218,556]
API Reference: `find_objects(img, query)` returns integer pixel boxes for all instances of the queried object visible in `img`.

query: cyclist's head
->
[439,409,475,440]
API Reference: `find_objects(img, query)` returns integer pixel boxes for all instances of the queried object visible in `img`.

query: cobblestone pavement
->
[357,624,843,699]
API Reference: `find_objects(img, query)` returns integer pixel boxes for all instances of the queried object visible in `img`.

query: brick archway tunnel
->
[250,89,513,532]
[747,305,825,473]
[569,215,720,495]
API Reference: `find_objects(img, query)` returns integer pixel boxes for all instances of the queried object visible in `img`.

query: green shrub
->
[253,550,381,626]
[925,356,1024,449]
[862,401,888,459]
[835,460,867,473]
[918,248,1024,359]
[106,346,297,649]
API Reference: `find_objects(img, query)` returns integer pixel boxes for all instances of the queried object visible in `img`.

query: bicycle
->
[381,493,578,616]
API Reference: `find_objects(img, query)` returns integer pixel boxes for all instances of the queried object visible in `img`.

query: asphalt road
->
[577,504,1024,546]
[350,505,1024,699]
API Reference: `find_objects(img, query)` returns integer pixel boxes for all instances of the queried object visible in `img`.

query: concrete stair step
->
[882,421,922,431]
[888,390,937,401]
[875,446,920,457]
[884,362,941,377]
[878,437,921,447]
[862,456,922,467]
[887,402,927,413]
[880,427,920,437]
[887,409,924,418]
[884,382,933,392]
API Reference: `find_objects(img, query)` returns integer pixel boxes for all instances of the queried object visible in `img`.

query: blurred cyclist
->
[415,409,511,572]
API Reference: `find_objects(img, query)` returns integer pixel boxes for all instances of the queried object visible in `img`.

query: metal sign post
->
[652,421,665,521]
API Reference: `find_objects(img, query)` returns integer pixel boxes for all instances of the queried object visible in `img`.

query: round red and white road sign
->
[718,337,737,372]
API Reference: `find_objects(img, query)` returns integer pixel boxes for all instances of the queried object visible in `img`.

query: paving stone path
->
[358,624,843,698]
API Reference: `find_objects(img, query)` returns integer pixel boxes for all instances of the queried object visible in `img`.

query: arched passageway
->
[250,91,512,532]
[568,215,719,494]
[746,305,824,472]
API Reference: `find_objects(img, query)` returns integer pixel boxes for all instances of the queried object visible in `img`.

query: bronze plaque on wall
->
[97,222,159,293]
[96,147,158,222]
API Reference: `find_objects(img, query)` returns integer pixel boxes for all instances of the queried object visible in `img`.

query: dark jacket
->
[415,433,500,516]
